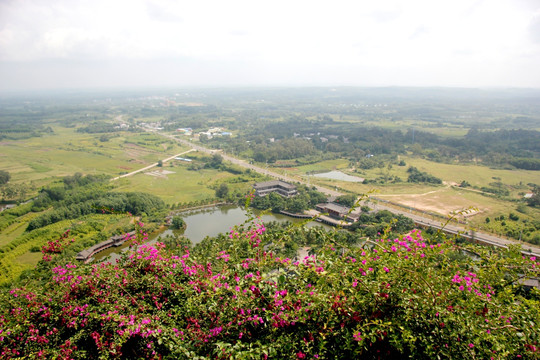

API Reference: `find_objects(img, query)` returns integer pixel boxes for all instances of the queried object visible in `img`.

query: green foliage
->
[482,213,540,245]
[510,157,540,170]
[252,138,316,163]
[76,122,117,134]
[1,218,539,359]
[251,186,327,214]
[349,210,415,236]
[528,185,540,207]
[209,153,223,168]
[171,216,186,230]
[335,194,357,207]
[215,183,229,199]
[25,174,165,231]
[0,170,10,185]
[407,166,442,184]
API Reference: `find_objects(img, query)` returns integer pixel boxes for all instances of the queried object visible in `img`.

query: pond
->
[312,170,365,183]
[93,205,331,262]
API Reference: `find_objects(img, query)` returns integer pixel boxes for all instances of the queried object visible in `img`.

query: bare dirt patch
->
[145,169,176,178]
[394,196,459,216]
[378,187,467,216]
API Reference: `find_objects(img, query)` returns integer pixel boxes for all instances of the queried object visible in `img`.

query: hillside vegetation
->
[0,210,538,359]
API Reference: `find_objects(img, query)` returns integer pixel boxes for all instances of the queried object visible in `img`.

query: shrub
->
[0,219,538,359]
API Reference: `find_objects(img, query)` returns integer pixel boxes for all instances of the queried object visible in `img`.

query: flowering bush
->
[1,218,539,359]
[40,229,75,262]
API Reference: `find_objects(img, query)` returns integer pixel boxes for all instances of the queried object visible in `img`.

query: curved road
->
[151,132,540,257]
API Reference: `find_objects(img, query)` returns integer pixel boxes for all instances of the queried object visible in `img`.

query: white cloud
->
[0,0,539,89]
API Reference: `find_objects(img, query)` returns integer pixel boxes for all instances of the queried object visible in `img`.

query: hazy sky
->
[1,0,540,91]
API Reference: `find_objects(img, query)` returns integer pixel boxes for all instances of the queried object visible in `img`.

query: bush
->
[1,220,538,359]
[407,166,442,184]
[171,216,186,230]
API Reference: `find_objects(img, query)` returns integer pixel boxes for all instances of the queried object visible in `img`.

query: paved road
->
[157,133,540,257]
[110,149,196,181]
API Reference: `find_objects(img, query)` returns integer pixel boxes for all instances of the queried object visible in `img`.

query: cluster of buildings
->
[253,180,298,198]
[198,127,231,139]
[252,180,361,225]
[176,127,232,139]
[114,123,130,130]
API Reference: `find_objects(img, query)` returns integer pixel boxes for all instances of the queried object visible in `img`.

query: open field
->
[274,155,540,227]
[0,126,189,188]
[403,157,538,189]
[112,151,259,205]
[115,164,239,204]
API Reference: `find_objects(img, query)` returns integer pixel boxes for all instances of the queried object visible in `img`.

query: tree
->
[215,183,229,199]
[0,170,10,185]
[157,160,163,167]
[335,194,357,207]
[288,196,308,213]
[210,154,223,168]
[527,185,540,207]
[268,192,286,213]
[171,216,186,230]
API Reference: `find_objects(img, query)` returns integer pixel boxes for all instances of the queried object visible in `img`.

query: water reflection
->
[94,205,331,262]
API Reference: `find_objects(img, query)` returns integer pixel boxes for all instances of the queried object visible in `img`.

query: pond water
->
[93,205,331,262]
[312,170,364,182]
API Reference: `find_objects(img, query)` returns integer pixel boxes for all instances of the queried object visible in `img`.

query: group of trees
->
[0,170,10,185]
[24,174,166,231]
[407,166,443,184]
[528,185,540,207]
[349,209,415,236]
[197,111,539,170]
[251,138,317,163]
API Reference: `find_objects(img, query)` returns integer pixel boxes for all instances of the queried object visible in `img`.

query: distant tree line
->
[202,116,539,169]
[76,122,119,133]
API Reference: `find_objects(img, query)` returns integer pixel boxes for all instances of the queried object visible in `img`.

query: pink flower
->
[353,331,362,342]
[469,343,474,348]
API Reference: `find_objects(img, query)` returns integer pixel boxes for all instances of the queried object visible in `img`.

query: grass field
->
[112,151,256,205]
[0,126,190,191]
